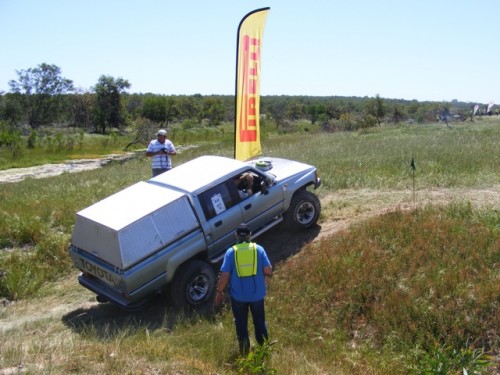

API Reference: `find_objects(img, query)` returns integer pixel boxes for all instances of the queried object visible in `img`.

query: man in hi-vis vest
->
[215,223,272,355]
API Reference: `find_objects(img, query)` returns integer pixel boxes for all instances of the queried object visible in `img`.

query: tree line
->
[1,63,496,137]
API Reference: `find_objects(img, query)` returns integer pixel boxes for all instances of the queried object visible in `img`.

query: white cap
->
[157,129,167,136]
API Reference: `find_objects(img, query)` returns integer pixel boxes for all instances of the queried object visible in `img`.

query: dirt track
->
[0,153,137,183]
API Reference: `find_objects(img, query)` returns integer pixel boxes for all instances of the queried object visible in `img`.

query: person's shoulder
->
[255,243,266,252]
[223,247,235,263]
[257,244,270,256]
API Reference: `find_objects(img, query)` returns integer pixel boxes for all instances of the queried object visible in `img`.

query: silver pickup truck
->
[69,155,321,311]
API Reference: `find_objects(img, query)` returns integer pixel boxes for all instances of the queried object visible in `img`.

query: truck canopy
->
[71,181,199,269]
[150,155,248,194]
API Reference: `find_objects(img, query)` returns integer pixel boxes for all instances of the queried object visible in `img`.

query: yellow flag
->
[234,8,270,161]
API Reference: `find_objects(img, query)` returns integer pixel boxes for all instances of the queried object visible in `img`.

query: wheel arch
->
[165,246,209,284]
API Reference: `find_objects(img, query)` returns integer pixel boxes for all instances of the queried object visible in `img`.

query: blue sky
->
[1,0,499,104]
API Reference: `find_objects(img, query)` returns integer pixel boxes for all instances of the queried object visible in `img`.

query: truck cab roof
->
[149,155,252,194]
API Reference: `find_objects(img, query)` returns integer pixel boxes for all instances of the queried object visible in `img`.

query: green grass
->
[0,131,134,170]
[264,119,500,190]
[0,117,499,374]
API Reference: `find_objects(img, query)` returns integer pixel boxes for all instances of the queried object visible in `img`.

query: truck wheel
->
[170,260,216,311]
[284,190,321,231]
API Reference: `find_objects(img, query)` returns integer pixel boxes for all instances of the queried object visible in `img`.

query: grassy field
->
[0,118,499,374]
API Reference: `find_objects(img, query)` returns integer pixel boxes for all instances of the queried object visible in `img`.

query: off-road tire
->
[283,190,321,231]
[170,260,216,311]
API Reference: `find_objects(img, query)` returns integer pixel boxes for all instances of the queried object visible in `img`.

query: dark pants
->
[230,298,268,354]
[152,168,169,177]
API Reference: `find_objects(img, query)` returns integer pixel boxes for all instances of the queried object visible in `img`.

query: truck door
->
[198,182,243,258]
[237,171,284,229]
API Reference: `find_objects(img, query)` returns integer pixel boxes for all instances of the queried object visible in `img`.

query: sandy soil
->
[0,153,137,184]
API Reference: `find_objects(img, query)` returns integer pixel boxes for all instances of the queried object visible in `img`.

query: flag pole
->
[410,157,416,205]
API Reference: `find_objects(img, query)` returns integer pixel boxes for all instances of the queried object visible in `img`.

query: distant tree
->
[0,93,23,125]
[285,100,304,121]
[142,95,166,122]
[68,91,95,129]
[93,75,130,134]
[202,96,225,126]
[305,104,324,124]
[178,95,202,121]
[365,94,387,126]
[407,100,420,118]
[389,104,407,123]
[325,102,341,120]
[165,97,179,124]
[268,100,287,128]
[336,99,357,117]
[124,94,144,120]
[8,63,74,128]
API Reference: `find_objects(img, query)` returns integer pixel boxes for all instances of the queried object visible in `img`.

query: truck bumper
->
[78,274,154,311]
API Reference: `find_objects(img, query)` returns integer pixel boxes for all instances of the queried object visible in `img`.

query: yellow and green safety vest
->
[233,242,257,277]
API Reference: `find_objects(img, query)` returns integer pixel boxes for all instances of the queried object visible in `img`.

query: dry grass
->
[270,203,498,373]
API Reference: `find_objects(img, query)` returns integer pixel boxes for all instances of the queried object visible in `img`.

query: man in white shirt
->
[145,129,177,177]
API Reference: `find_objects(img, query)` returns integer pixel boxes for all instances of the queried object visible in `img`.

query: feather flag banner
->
[234,8,270,161]
[487,102,495,113]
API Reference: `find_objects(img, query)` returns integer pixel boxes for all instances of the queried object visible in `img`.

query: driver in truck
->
[234,172,254,199]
